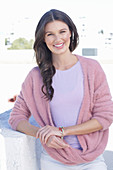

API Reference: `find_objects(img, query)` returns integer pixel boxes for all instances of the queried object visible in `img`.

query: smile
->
[54,43,64,48]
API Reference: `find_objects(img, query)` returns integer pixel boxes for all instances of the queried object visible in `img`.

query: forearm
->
[64,119,103,136]
[16,120,40,137]
[16,121,69,149]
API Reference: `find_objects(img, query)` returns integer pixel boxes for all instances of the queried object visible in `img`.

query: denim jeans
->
[40,148,107,170]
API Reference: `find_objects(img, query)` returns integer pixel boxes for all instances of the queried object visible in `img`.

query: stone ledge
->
[0,128,42,170]
[0,110,41,170]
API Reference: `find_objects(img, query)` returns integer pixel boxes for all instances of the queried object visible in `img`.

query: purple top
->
[50,61,84,149]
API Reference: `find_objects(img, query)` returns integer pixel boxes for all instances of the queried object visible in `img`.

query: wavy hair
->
[33,9,79,100]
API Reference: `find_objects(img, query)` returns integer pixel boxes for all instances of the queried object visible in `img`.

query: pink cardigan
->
[9,55,113,165]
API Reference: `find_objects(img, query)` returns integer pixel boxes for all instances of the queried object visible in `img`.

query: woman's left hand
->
[36,125,62,144]
[45,136,70,149]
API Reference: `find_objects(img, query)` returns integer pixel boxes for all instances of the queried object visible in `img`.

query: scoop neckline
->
[56,60,79,72]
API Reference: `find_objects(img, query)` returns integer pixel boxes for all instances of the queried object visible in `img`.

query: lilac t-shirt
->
[50,61,84,149]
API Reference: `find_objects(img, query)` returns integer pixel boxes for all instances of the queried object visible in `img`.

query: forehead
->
[45,20,69,32]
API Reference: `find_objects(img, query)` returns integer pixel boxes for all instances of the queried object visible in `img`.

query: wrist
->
[63,127,69,136]
[59,127,64,139]
[34,127,40,138]
[58,127,69,137]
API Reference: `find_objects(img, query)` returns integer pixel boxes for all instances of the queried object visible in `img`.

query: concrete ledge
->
[0,110,41,170]
[0,129,42,170]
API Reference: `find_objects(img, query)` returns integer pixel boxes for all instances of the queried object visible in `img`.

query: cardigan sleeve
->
[92,62,113,131]
[8,70,33,130]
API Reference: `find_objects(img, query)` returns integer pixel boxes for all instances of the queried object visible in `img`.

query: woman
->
[9,9,113,169]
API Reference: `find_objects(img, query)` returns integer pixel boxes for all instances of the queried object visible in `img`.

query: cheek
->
[45,39,54,51]
[45,38,53,46]
[63,33,71,41]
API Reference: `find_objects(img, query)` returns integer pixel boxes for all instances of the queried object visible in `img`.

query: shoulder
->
[23,66,42,85]
[77,55,99,65]
[29,66,40,74]
[27,66,41,78]
[77,55,103,73]
[77,55,108,87]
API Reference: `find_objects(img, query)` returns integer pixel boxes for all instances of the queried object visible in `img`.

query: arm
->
[16,120,39,137]
[63,118,103,136]
[36,118,103,144]
[17,120,69,148]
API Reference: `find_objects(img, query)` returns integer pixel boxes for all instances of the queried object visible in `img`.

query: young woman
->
[9,9,113,169]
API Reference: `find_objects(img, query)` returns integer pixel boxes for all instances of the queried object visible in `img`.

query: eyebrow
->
[45,28,68,34]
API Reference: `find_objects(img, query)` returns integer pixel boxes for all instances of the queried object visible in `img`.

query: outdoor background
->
[0,0,113,151]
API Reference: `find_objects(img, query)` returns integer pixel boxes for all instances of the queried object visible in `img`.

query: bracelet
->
[59,127,64,139]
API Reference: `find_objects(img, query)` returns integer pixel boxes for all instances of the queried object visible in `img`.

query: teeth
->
[54,43,63,47]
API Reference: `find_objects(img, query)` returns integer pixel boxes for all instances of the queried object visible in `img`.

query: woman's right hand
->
[45,136,70,149]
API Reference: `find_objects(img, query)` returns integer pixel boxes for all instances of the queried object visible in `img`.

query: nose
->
[55,34,61,42]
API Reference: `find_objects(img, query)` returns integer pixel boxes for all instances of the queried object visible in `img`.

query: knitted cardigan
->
[9,55,113,165]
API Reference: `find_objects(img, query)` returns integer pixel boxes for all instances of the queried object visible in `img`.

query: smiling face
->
[44,20,71,56]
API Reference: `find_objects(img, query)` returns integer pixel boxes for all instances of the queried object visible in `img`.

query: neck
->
[52,52,78,70]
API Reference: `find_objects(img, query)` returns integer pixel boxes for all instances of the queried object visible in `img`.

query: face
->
[44,20,71,56]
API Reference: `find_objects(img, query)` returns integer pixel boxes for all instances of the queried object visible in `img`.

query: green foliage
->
[5,38,7,45]
[8,38,34,50]
[5,38,10,45]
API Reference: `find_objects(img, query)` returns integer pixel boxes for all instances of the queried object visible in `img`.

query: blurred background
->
[0,0,113,150]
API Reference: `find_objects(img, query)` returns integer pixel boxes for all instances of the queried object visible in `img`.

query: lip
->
[54,43,64,49]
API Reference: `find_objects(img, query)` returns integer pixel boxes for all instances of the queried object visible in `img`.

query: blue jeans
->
[40,148,107,170]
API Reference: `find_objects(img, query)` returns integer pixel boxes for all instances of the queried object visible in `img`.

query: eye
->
[60,30,66,34]
[47,33,53,36]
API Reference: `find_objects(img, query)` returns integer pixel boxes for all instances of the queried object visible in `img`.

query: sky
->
[0,0,113,39]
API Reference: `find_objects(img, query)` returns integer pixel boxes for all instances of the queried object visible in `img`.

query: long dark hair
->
[33,9,79,100]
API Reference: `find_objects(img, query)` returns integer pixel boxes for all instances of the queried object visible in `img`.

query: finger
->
[39,130,51,144]
[41,129,52,143]
[44,132,53,144]
[49,136,69,148]
[47,140,65,149]
[44,128,60,143]
[37,127,48,139]
[39,128,54,143]
[55,138,70,148]
[51,140,69,149]
[36,128,42,138]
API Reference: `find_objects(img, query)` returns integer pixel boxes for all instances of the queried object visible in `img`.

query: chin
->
[52,47,69,55]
